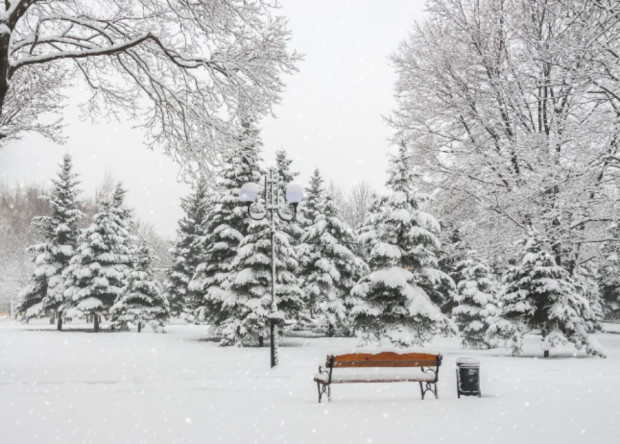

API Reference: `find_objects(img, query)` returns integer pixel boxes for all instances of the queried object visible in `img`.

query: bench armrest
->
[316,365,331,384]
[421,354,442,383]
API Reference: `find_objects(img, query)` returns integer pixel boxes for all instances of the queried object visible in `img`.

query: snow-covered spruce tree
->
[297,168,326,319]
[165,178,210,318]
[298,168,325,231]
[349,194,384,318]
[111,242,170,332]
[275,149,299,191]
[599,223,620,318]
[275,149,303,243]
[299,192,368,335]
[436,224,467,314]
[188,119,263,327]
[220,156,304,346]
[274,149,305,268]
[352,145,453,347]
[274,150,307,322]
[17,154,82,328]
[63,183,136,332]
[222,200,304,345]
[573,265,604,333]
[354,192,383,263]
[451,252,499,349]
[489,231,605,357]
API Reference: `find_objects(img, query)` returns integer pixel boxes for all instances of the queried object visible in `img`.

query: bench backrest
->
[326,352,442,369]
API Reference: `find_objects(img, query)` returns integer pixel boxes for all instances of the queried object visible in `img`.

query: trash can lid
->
[456,357,480,366]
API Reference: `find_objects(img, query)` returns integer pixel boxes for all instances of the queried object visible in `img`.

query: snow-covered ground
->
[1,320,618,444]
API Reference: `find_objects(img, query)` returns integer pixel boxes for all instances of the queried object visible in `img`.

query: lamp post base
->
[270,319,278,368]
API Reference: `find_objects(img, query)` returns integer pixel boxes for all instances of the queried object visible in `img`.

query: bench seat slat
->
[330,352,439,364]
[315,378,435,384]
[314,371,437,384]
[332,360,438,368]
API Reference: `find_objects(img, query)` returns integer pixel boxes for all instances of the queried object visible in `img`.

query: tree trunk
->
[0,31,10,119]
[57,311,63,331]
[94,314,100,332]
[544,350,549,358]
[258,336,264,347]
[1,1,38,117]
[138,322,142,333]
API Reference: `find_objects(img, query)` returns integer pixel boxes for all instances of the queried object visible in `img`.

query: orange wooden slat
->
[332,360,437,368]
[325,352,440,368]
[316,378,428,384]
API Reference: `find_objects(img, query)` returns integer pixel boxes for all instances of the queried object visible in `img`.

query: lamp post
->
[239,168,303,368]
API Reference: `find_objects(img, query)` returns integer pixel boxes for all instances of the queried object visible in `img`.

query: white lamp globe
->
[239,182,259,203]
[286,183,304,204]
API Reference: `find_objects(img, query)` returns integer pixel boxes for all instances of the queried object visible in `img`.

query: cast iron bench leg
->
[419,382,439,400]
[317,382,330,403]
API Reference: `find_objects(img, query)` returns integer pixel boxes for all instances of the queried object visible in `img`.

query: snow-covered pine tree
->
[274,150,307,322]
[489,231,605,357]
[17,154,82,329]
[222,162,304,346]
[599,223,620,318]
[347,193,384,322]
[297,168,326,319]
[573,264,604,333]
[352,144,453,347]
[436,224,467,314]
[300,192,368,335]
[451,252,499,349]
[111,242,170,332]
[274,149,305,272]
[275,149,299,190]
[166,178,210,318]
[63,183,135,332]
[298,168,325,231]
[354,192,383,263]
[275,149,303,244]
[188,119,263,327]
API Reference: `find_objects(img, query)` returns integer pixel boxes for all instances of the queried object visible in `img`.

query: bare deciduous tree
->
[0,1,299,179]
[326,181,376,229]
[347,181,376,229]
[389,0,619,268]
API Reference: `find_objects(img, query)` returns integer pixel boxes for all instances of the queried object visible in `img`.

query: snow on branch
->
[10,33,158,72]
[0,0,300,180]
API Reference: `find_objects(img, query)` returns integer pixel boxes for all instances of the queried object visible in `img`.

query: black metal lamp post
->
[239,168,303,368]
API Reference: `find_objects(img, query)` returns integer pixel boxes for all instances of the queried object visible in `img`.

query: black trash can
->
[456,358,481,398]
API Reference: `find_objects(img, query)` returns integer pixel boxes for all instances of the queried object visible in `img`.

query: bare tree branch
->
[0,0,300,181]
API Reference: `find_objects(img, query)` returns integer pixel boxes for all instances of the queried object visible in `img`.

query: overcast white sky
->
[0,0,427,238]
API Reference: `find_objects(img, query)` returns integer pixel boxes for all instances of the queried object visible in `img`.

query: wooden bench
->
[313,351,442,402]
